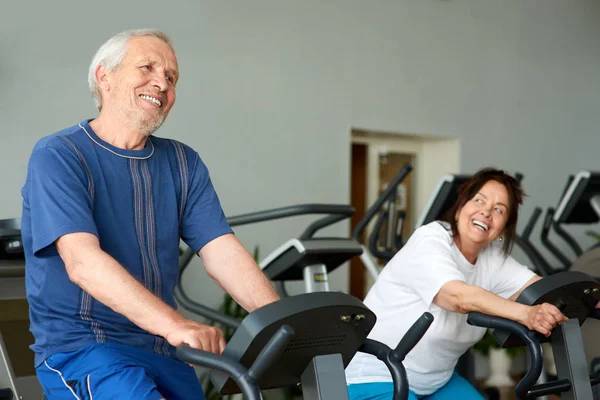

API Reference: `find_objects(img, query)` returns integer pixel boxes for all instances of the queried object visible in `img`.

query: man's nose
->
[152,74,169,91]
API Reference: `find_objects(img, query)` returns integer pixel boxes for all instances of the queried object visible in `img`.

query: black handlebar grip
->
[392,312,434,361]
[248,325,295,381]
[467,312,543,398]
[176,345,262,400]
[359,339,407,400]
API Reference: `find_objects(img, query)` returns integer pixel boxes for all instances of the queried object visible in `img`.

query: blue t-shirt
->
[21,119,233,367]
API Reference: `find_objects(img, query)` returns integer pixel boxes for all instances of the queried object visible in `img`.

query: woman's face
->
[455,180,510,248]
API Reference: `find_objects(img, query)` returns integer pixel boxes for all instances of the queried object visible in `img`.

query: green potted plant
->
[586,230,600,242]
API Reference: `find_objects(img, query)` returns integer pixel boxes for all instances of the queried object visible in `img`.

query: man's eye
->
[141,65,151,70]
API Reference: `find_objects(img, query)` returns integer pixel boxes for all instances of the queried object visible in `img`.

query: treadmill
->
[178,203,363,301]
[542,171,600,267]
[415,174,471,228]
[232,204,363,294]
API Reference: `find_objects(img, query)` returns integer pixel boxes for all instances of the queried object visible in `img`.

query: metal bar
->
[303,265,329,293]
[300,354,349,400]
[551,319,593,400]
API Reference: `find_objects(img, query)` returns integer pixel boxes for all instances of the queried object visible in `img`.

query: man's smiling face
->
[102,35,179,136]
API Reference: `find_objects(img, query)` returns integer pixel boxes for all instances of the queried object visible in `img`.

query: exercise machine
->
[352,168,470,283]
[178,164,414,295]
[351,164,413,282]
[0,218,43,400]
[178,204,363,296]
[467,271,600,399]
[177,291,434,400]
[540,171,600,274]
[415,174,471,228]
[415,172,525,228]
[517,171,600,368]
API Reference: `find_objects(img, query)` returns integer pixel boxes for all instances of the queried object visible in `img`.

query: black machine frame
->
[468,271,600,399]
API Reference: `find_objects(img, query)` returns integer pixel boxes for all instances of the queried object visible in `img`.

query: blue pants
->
[347,372,485,400]
[36,342,206,400]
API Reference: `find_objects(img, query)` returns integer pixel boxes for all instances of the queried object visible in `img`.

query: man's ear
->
[95,64,110,92]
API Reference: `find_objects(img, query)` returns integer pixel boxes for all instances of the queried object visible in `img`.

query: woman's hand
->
[520,303,568,337]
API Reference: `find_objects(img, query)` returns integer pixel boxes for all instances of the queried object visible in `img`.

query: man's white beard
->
[133,112,165,137]
[121,107,165,137]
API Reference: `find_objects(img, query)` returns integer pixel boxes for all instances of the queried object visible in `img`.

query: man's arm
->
[434,280,567,337]
[199,234,280,312]
[56,232,226,353]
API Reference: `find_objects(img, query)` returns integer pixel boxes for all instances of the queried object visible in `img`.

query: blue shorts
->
[36,342,206,400]
[347,372,485,400]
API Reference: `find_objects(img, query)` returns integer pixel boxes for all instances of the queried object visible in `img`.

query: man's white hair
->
[88,29,174,111]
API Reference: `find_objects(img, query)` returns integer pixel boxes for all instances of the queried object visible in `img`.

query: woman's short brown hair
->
[448,168,525,256]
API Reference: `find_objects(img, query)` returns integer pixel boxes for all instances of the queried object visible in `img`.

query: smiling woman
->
[448,168,525,263]
[345,167,568,400]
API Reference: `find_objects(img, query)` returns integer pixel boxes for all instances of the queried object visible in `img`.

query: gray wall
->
[1,0,599,307]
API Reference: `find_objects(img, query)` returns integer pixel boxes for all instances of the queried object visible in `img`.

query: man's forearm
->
[67,249,184,337]
[228,253,280,312]
[212,249,280,312]
[202,235,280,312]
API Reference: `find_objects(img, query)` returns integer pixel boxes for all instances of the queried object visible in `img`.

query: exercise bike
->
[177,291,434,400]
[467,271,600,399]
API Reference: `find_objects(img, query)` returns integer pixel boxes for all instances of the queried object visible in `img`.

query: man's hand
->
[520,303,568,337]
[165,320,226,354]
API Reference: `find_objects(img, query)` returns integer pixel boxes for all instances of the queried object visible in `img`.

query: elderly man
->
[21,29,279,400]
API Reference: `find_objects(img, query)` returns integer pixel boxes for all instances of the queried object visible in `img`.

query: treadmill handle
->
[352,164,413,241]
[180,203,355,274]
[540,208,572,269]
[522,207,542,240]
[227,204,355,227]
[367,208,396,261]
[299,212,353,239]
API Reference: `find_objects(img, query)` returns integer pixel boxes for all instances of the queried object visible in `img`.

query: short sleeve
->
[24,143,98,255]
[388,230,467,307]
[180,153,232,252]
[488,250,536,299]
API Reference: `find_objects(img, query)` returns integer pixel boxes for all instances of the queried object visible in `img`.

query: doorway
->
[349,129,460,299]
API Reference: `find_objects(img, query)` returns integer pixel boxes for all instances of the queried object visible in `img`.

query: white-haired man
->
[21,29,279,400]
